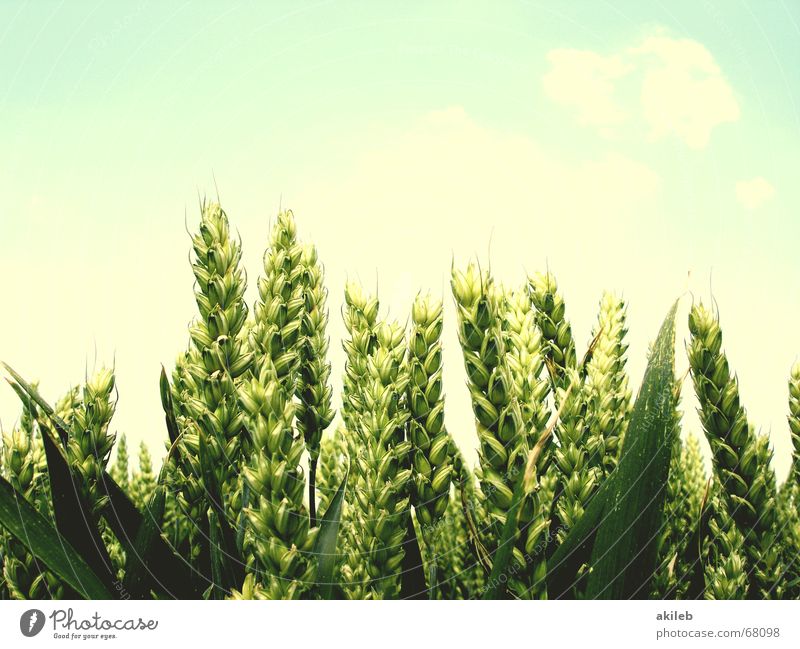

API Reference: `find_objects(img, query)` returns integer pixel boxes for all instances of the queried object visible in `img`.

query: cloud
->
[292,107,661,467]
[542,50,633,131]
[736,176,775,210]
[542,32,740,148]
[634,35,740,149]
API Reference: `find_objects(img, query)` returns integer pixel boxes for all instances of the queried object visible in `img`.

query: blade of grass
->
[584,300,679,599]
[545,472,613,598]
[208,510,230,599]
[37,417,117,592]
[6,370,115,589]
[683,479,712,600]
[0,476,113,599]
[312,467,348,600]
[159,366,180,447]
[400,513,427,599]
[122,485,167,599]
[6,364,197,598]
[198,430,244,592]
[3,364,69,442]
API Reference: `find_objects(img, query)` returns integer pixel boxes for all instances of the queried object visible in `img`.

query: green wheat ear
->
[653,432,706,598]
[239,355,314,599]
[789,363,800,483]
[351,315,411,599]
[109,433,130,493]
[528,271,577,395]
[452,265,550,599]
[316,430,348,520]
[186,201,252,511]
[407,293,453,532]
[338,281,380,599]
[688,303,780,598]
[781,363,800,599]
[584,292,632,476]
[130,441,156,511]
[1,392,65,600]
[67,368,117,517]
[704,481,749,600]
[296,242,335,524]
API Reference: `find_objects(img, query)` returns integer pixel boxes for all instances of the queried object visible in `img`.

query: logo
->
[20,609,45,637]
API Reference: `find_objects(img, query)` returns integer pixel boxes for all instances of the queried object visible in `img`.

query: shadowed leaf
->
[585,301,679,599]
[0,476,113,599]
[312,467,348,600]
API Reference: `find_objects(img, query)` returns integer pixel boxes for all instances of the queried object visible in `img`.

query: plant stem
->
[309,456,318,527]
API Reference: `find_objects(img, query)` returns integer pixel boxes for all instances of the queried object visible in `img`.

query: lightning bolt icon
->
[28,612,38,632]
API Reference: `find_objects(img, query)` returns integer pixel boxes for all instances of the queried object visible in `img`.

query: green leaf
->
[400,513,427,599]
[122,485,167,599]
[159,366,180,446]
[4,363,197,599]
[312,467,348,600]
[36,417,118,591]
[198,430,244,593]
[545,473,613,598]
[427,555,438,601]
[208,510,230,600]
[99,465,197,599]
[0,475,113,599]
[3,364,70,443]
[683,491,712,600]
[6,370,116,593]
[584,300,679,599]
[236,480,250,556]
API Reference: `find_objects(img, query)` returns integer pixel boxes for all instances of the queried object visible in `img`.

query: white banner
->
[1,601,798,648]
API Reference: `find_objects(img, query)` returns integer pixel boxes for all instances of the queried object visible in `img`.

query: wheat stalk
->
[109,433,130,493]
[339,281,380,599]
[240,357,314,599]
[584,292,632,475]
[789,363,800,484]
[66,368,117,516]
[350,318,411,599]
[452,265,551,598]
[653,432,706,598]
[688,303,780,598]
[1,396,64,599]
[296,243,335,524]
[408,293,453,531]
[186,201,252,510]
[704,481,749,599]
[528,271,577,395]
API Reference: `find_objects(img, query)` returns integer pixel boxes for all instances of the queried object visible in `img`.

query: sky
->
[1,1,798,481]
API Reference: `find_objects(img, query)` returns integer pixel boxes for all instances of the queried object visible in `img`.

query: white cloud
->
[634,35,740,149]
[543,32,740,148]
[292,107,662,467]
[542,49,633,131]
[736,176,775,210]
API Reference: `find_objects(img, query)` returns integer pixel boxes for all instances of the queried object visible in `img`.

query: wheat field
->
[1,203,798,601]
